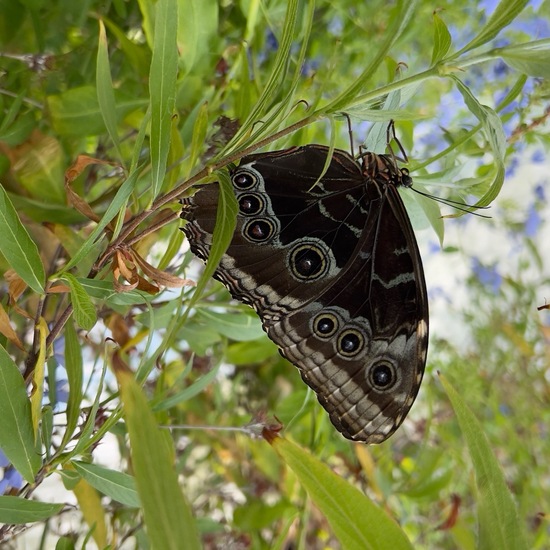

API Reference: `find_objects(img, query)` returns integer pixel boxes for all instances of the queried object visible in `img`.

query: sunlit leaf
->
[195,309,265,341]
[96,20,123,160]
[30,319,47,436]
[184,171,238,312]
[0,185,45,294]
[178,0,218,76]
[453,0,530,56]
[60,321,83,449]
[115,368,201,549]
[0,345,41,482]
[48,85,146,137]
[62,272,97,330]
[268,435,414,550]
[0,496,63,524]
[498,38,550,78]
[72,476,108,549]
[431,12,452,65]
[439,374,529,550]
[72,460,140,508]
[149,0,178,198]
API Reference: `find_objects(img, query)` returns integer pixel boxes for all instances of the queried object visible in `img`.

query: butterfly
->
[181,144,428,443]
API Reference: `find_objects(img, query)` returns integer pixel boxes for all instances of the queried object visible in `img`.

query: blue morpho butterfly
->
[180,133,430,443]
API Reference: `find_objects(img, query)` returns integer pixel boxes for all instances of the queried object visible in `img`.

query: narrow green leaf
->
[72,461,140,508]
[55,536,76,550]
[0,496,63,524]
[0,184,45,294]
[431,12,452,65]
[401,184,444,246]
[116,369,201,550]
[497,38,550,78]
[149,0,178,198]
[226,338,278,366]
[6,192,85,225]
[451,76,506,207]
[187,101,209,176]
[136,0,155,48]
[0,345,41,481]
[71,364,107,457]
[195,310,265,341]
[439,374,529,550]
[0,93,24,135]
[131,105,151,172]
[41,405,53,458]
[96,20,123,160]
[152,360,221,411]
[30,318,47,437]
[62,272,97,331]
[178,0,219,76]
[270,436,413,550]
[60,321,83,449]
[454,0,529,57]
[185,171,238,312]
[76,277,152,306]
[101,16,152,79]
[496,74,527,113]
[72,475,107,549]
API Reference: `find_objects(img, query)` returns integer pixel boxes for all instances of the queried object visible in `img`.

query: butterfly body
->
[181,145,428,443]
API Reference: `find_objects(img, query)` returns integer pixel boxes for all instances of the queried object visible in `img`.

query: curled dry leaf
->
[47,283,71,294]
[112,249,160,294]
[437,493,462,531]
[4,269,35,320]
[113,249,140,292]
[5,269,28,304]
[65,154,119,184]
[106,313,133,349]
[111,247,194,295]
[64,155,122,222]
[0,303,25,350]
[132,250,195,289]
[111,347,133,376]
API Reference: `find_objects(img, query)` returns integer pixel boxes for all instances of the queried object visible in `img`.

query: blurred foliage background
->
[0,0,549,548]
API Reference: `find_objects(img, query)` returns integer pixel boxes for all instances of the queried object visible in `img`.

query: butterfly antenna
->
[386,120,409,163]
[411,187,492,218]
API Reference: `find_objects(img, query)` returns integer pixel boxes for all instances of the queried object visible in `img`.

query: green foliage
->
[117,367,201,549]
[270,435,414,549]
[0,185,45,293]
[0,345,41,481]
[441,375,528,550]
[0,0,549,547]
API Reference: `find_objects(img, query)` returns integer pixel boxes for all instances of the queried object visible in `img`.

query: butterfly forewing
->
[181,145,428,443]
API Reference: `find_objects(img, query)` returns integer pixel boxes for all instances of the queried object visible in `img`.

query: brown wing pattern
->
[181,145,428,443]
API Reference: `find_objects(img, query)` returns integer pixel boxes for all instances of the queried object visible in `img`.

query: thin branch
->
[93,115,316,273]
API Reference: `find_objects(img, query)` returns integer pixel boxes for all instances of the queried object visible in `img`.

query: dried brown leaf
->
[114,250,137,281]
[64,155,120,222]
[107,313,132,348]
[5,269,28,304]
[134,274,160,294]
[47,283,71,294]
[132,251,195,289]
[65,154,118,184]
[0,303,25,351]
